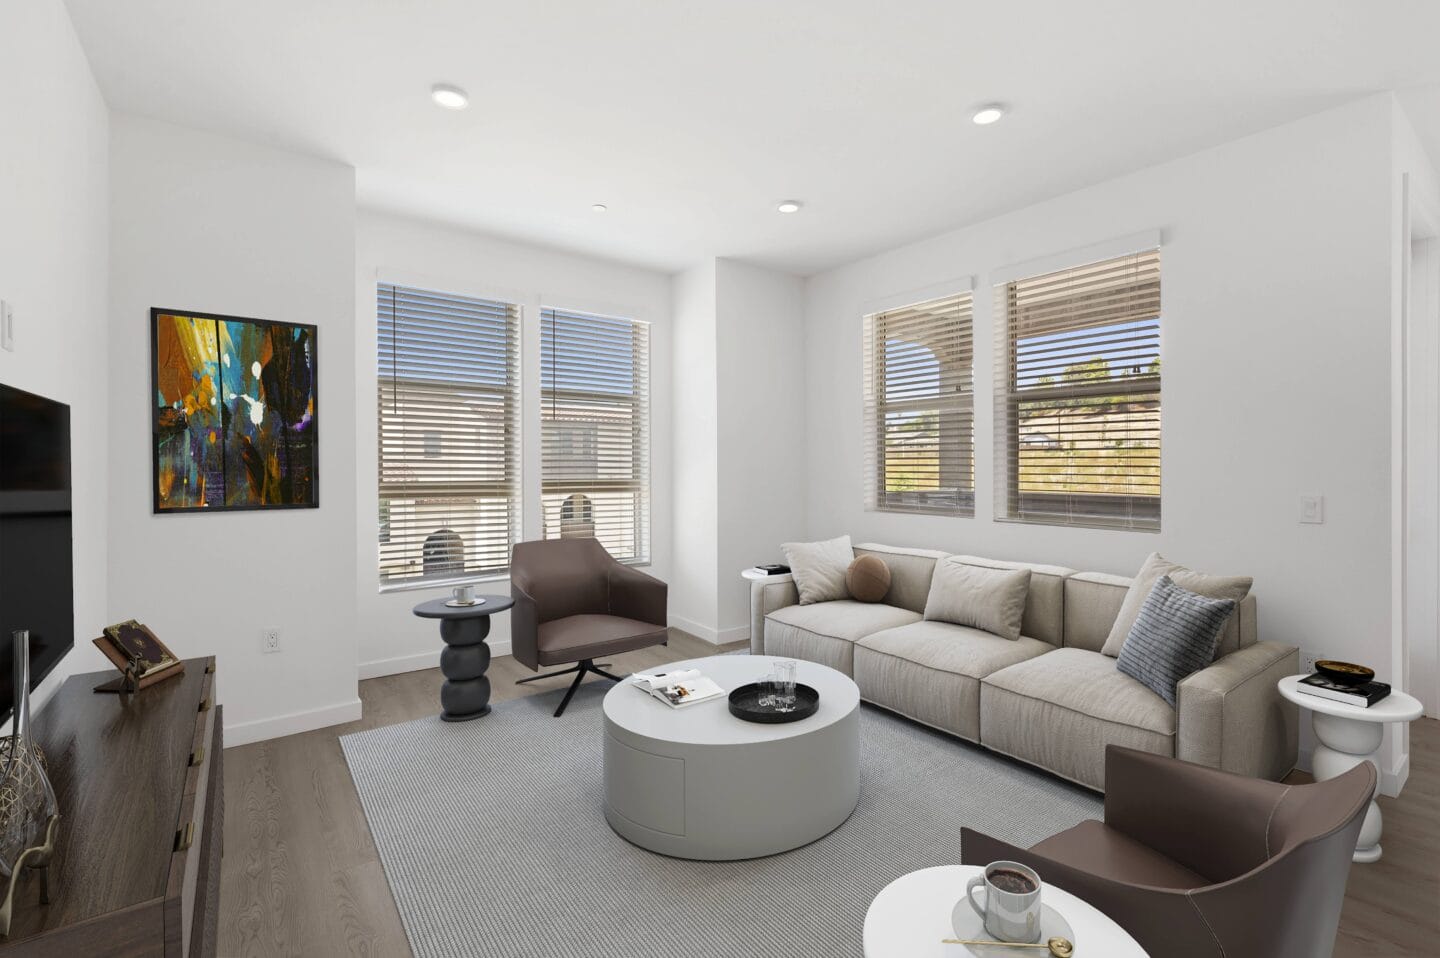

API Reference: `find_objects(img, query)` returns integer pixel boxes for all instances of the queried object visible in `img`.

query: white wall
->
[0,0,112,708]
[715,259,807,635]
[108,114,360,745]
[669,261,719,637]
[803,97,1403,781]
[354,210,673,677]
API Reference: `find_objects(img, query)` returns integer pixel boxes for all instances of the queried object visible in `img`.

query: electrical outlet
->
[262,628,281,653]
[1300,649,1326,675]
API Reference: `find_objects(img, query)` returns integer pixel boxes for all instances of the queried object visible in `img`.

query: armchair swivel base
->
[515,658,624,717]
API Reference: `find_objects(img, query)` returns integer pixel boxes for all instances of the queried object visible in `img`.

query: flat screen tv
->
[0,383,74,725]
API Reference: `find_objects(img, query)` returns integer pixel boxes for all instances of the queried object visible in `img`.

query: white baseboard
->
[224,697,363,748]
[668,614,749,646]
[358,641,514,680]
[1296,746,1409,799]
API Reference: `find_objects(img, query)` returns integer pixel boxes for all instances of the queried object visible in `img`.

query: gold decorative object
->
[0,631,60,937]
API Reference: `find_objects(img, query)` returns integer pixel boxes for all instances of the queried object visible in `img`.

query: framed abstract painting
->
[151,308,319,512]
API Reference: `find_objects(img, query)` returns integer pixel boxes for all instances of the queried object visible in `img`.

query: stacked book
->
[1296,673,1391,708]
[631,669,725,708]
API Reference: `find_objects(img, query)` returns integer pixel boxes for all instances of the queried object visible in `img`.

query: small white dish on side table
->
[1277,674,1424,863]
[862,865,1146,958]
[949,898,1076,957]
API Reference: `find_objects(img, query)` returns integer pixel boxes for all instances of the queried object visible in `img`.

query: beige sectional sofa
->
[749,543,1299,790]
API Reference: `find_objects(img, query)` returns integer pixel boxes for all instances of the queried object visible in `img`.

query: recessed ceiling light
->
[592,204,608,213]
[971,104,1006,125]
[777,200,803,213]
[431,83,469,110]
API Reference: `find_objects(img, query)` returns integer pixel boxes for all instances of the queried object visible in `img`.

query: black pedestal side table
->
[412,594,515,722]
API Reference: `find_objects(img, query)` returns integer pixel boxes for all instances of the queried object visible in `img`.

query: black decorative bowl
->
[1315,660,1375,686]
[728,682,820,724]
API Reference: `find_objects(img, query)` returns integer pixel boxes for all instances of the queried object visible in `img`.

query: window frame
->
[862,287,976,518]
[994,248,1162,532]
[539,305,652,564]
[376,282,523,591]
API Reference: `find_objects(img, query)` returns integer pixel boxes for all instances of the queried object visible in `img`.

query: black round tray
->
[728,682,820,724]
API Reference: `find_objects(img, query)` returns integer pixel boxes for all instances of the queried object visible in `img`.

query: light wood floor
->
[218,635,1440,957]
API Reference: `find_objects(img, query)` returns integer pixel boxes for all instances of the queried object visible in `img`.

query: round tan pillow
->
[846,554,892,603]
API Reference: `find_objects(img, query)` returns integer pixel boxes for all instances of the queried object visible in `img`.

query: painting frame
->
[150,307,320,514]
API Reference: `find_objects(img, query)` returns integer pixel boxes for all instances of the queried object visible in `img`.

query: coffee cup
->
[965,860,1042,942]
[452,584,475,604]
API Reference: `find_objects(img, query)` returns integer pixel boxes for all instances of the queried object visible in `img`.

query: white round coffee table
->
[602,654,860,860]
[864,865,1146,957]
[1277,674,1424,863]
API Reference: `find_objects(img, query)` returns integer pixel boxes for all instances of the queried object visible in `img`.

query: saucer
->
[444,597,486,608]
[949,899,1077,956]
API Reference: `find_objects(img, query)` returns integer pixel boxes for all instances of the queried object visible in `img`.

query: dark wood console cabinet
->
[0,656,222,957]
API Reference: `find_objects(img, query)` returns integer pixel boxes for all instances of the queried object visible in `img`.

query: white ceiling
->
[63,0,1440,276]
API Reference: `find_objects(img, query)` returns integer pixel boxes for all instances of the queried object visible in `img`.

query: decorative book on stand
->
[92,619,184,695]
[1297,673,1392,708]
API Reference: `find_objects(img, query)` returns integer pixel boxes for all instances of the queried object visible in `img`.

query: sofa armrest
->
[749,577,798,654]
[1177,640,1298,781]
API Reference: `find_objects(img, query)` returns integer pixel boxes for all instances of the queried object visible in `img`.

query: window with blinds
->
[862,292,975,516]
[541,308,650,562]
[377,284,521,587]
[994,249,1161,530]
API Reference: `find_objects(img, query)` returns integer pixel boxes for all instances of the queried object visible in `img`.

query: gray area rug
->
[341,680,1101,958]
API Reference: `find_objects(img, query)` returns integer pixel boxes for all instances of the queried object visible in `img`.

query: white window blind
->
[541,307,650,562]
[862,292,975,516]
[377,283,521,587]
[994,249,1161,530]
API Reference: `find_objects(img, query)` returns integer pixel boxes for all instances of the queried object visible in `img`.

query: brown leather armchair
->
[510,538,668,716]
[962,746,1374,958]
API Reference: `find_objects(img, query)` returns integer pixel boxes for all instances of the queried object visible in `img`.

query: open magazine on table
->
[631,668,726,708]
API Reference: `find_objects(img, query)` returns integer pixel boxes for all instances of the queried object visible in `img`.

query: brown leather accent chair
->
[510,538,668,716]
[962,745,1375,958]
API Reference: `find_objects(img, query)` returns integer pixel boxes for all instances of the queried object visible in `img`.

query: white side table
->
[1277,674,1424,863]
[740,567,793,584]
[863,865,1146,957]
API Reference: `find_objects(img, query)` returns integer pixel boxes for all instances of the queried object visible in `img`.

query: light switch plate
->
[1300,494,1324,524]
[1,301,13,352]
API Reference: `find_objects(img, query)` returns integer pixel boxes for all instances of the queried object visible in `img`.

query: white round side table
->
[863,865,1146,958]
[1277,674,1424,863]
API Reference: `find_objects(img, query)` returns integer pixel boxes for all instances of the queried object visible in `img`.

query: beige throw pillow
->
[923,559,1031,641]
[781,535,854,605]
[1101,552,1253,657]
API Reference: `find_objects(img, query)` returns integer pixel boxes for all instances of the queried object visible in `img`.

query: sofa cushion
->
[1116,576,1237,707]
[854,543,949,614]
[1101,552,1252,657]
[923,560,1031,641]
[854,621,1055,741]
[946,555,1074,645]
[781,534,854,605]
[980,647,1175,790]
[764,600,920,675]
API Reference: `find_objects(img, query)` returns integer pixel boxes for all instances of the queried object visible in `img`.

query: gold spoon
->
[941,936,1074,957]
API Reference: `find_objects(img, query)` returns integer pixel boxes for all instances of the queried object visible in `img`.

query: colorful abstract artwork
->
[151,309,318,512]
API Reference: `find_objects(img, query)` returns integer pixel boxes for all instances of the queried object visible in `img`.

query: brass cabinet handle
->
[204,662,216,674]
[175,823,194,852]
[198,697,212,713]
[190,747,205,767]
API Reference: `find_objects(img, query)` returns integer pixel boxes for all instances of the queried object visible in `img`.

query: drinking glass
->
[775,660,798,711]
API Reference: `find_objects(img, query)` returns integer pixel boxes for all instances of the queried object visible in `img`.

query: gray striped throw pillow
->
[1116,575,1237,707]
